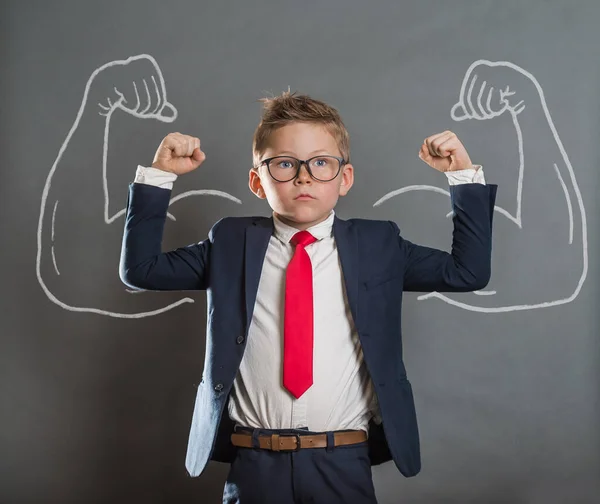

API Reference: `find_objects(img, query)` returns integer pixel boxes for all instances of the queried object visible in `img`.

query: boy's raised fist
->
[418,130,473,173]
[152,132,206,174]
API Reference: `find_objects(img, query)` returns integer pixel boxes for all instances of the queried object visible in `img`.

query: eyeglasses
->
[256,155,346,182]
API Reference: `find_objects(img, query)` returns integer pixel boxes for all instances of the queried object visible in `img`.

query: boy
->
[120,92,496,503]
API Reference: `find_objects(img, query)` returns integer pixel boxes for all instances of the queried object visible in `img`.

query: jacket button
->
[214,383,223,392]
[236,335,245,344]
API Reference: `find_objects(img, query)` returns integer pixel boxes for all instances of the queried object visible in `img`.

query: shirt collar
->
[273,210,335,244]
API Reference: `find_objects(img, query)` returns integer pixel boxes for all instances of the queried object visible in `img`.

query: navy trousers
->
[222,427,378,504]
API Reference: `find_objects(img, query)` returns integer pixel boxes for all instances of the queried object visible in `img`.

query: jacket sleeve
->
[398,183,498,292]
[119,182,214,291]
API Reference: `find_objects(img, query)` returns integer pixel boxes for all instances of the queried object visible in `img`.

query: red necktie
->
[283,230,317,399]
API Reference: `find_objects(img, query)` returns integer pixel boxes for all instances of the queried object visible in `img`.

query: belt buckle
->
[281,433,302,451]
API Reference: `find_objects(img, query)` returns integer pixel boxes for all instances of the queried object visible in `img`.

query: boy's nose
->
[295,162,312,184]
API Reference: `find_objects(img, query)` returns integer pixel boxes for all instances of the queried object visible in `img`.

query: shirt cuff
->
[134,165,178,190]
[445,165,485,185]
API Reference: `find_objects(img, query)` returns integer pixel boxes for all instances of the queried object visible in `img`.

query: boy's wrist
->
[445,165,485,185]
[134,165,178,189]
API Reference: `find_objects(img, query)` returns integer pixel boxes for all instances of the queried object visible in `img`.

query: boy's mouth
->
[295,193,315,200]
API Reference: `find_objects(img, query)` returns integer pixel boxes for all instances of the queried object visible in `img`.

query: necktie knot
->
[291,230,317,248]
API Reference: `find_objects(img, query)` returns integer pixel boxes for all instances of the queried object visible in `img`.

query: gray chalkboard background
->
[2,1,599,503]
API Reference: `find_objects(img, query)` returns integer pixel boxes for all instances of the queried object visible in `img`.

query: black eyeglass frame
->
[255,155,347,182]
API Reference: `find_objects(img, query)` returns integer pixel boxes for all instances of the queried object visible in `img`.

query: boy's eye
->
[313,158,329,167]
[275,158,296,169]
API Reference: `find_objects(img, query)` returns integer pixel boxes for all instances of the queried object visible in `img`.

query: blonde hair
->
[252,91,350,167]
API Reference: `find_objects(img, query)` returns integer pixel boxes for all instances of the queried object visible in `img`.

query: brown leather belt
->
[230,430,367,451]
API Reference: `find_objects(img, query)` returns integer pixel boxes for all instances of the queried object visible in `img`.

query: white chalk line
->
[51,200,60,275]
[553,162,574,244]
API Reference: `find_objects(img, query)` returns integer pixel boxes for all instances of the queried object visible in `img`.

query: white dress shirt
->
[134,164,485,432]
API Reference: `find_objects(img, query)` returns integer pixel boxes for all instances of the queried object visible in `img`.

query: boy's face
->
[249,122,354,230]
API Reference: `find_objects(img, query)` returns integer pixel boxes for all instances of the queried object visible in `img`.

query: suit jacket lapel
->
[244,218,274,333]
[333,216,360,331]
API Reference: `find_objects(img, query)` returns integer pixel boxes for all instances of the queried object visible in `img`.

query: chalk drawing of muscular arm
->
[37,54,241,318]
[375,60,588,312]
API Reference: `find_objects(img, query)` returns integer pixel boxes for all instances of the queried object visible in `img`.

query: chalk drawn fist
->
[152,133,206,175]
[90,54,177,122]
[451,60,532,120]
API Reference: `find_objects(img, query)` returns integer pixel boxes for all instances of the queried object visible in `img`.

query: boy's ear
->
[249,168,267,199]
[338,163,354,196]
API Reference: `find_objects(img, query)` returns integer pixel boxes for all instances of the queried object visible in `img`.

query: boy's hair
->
[252,91,350,167]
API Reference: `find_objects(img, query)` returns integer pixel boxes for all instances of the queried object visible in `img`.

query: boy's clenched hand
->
[152,132,206,174]
[418,131,474,172]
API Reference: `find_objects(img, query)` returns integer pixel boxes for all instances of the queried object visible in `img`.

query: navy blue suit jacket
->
[120,182,497,477]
